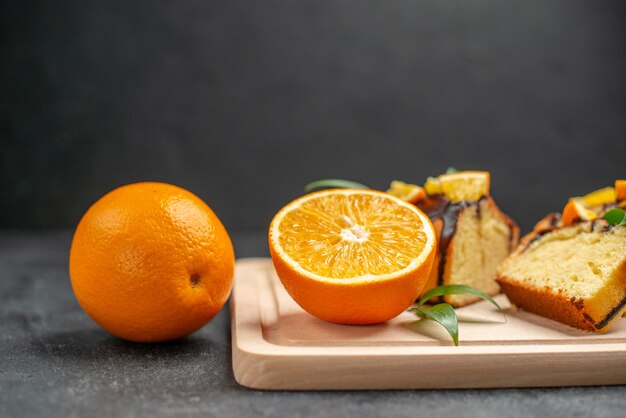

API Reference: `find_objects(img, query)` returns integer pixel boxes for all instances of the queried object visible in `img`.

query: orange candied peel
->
[561,200,597,226]
[616,180,626,202]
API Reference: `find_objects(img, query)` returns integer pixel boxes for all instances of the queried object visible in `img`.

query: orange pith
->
[269,189,436,325]
[69,182,235,343]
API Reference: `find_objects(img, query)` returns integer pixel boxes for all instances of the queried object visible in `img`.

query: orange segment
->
[268,189,436,324]
[386,180,426,204]
[562,200,596,226]
[424,170,491,201]
[438,171,490,202]
[576,186,616,207]
[616,180,626,202]
[424,176,443,195]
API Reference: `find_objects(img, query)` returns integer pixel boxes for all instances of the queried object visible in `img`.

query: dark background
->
[2,0,625,234]
[1,3,626,415]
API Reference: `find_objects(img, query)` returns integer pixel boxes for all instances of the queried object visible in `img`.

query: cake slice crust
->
[497,221,626,332]
[442,197,519,306]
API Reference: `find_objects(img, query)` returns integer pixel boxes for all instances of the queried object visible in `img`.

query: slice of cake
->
[388,170,519,307]
[496,181,626,332]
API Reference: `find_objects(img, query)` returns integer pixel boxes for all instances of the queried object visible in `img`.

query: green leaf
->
[604,208,626,226]
[445,167,459,174]
[418,284,502,311]
[304,179,370,192]
[410,304,459,346]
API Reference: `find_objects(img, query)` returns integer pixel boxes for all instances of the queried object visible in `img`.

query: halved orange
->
[268,189,436,325]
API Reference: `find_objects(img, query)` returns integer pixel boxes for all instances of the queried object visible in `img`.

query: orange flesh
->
[277,193,429,278]
[387,181,425,204]
[578,186,616,206]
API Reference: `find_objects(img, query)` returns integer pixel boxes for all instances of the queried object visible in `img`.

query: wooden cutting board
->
[231,258,626,390]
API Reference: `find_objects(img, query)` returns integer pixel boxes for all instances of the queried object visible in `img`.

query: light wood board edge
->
[231,258,626,390]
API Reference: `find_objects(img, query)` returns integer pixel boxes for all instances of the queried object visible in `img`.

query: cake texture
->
[391,171,519,307]
[497,213,626,333]
[418,195,519,306]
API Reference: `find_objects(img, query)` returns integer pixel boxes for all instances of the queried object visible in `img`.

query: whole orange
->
[69,182,235,342]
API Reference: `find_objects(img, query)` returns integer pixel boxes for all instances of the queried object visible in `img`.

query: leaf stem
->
[410,283,507,346]
[304,179,371,193]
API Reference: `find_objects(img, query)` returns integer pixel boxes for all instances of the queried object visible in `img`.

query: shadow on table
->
[29,328,224,361]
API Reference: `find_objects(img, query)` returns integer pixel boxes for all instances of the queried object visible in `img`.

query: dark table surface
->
[1,231,625,418]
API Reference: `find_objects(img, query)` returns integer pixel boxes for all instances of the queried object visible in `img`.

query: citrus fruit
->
[386,180,425,204]
[69,182,235,342]
[615,180,626,202]
[438,171,490,202]
[576,186,616,207]
[268,189,436,324]
[562,183,626,226]
[561,200,596,226]
[423,176,443,196]
[423,171,490,202]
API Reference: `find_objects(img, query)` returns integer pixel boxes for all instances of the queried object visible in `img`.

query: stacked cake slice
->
[496,181,626,332]
[388,170,519,307]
